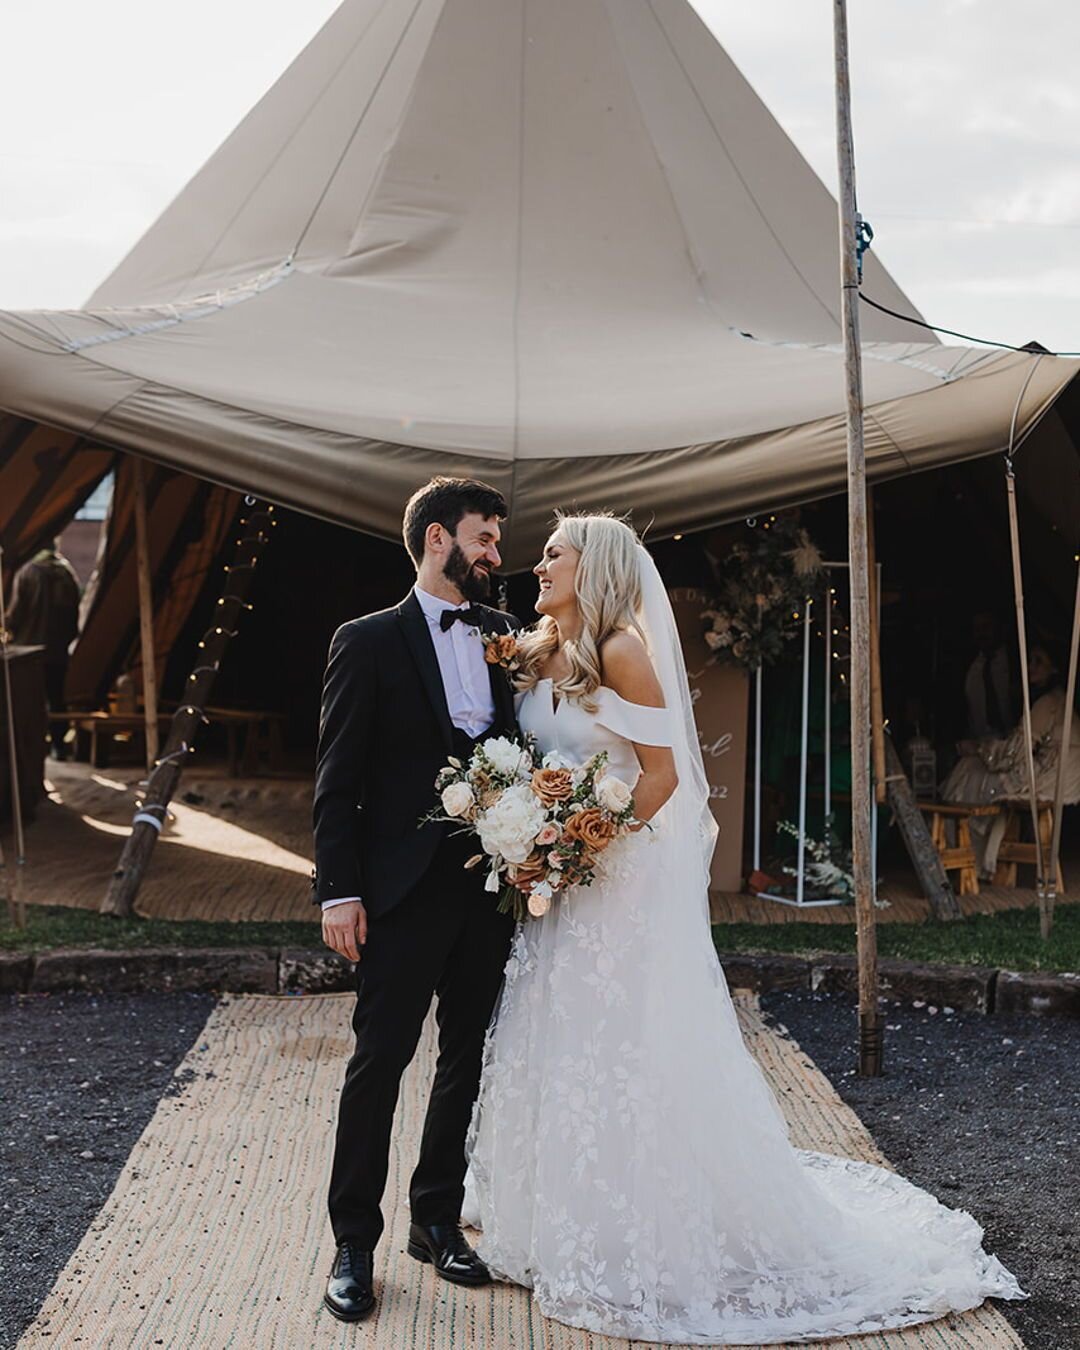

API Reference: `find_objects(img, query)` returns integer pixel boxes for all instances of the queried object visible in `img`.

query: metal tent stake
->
[833,0,881,1076]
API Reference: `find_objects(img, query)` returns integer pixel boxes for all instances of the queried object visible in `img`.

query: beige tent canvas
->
[0,0,1076,573]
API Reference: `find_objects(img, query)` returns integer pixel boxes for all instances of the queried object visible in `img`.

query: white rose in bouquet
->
[541,749,573,770]
[481,736,527,778]
[441,781,475,818]
[596,774,633,815]
[477,782,546,863]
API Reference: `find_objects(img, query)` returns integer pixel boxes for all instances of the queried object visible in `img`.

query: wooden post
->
[132,456,159,771]
[1004,467,1050,935]
[1046,558,1080,937]
[0,546,27,928]
[100,500,272,917]
[833,0,881,1076]
[866,489,887,806]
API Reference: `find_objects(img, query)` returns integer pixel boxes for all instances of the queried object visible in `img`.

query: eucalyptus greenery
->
[701,516,825,670]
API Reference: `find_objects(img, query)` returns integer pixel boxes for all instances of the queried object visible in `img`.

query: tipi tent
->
[0,0,1076,574]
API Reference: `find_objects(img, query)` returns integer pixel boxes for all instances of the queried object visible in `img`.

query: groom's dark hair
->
[402,476,508,566]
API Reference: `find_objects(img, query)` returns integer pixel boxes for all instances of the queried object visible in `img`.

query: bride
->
[463,513,1025,1345]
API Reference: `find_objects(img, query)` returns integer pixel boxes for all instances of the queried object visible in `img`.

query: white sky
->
[1,0,1078,352]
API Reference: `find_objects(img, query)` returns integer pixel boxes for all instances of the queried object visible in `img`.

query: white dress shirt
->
[321,586,496,911]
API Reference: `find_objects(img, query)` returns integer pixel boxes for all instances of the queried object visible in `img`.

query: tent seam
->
[642,0,840,334]
[159,0,402,301]
[601,0,721,331]
[862,408,913,473]
[24,341,1072,456]
[506,0,528,529]
[292,0,431,263]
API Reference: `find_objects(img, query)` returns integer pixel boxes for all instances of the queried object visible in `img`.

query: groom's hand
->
[322,900,368,963]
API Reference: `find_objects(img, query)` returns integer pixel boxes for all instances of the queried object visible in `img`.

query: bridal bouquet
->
[427,734,639,921]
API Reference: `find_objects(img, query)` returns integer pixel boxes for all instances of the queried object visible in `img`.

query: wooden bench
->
[917,801,1001,897]
[50,711,171,769]
[993,800,1065,892]
[51,707,284,777]
[202,706,285,777]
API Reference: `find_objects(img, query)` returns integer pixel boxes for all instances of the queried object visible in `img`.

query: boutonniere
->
[481,631,521,673]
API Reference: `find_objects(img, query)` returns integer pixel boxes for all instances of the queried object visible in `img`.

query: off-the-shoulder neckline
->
[535,676,668,715]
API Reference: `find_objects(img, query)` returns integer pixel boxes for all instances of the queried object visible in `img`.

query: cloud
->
[696,1,1080,350]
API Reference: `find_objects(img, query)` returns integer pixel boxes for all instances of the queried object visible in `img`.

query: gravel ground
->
[2,989,1075,1349]
[761,991,1080,1350]
[0,992,217,1350]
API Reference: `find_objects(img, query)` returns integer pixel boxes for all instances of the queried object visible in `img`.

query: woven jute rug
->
[18,992,1024,1349]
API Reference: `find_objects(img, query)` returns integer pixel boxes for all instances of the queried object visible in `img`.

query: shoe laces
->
[337,1240,369,1276]
[442,1224,473,1259]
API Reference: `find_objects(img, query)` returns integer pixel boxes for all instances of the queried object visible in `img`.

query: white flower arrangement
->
[424,734,642,922]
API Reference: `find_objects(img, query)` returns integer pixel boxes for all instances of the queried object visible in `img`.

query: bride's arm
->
[600,632,678,826]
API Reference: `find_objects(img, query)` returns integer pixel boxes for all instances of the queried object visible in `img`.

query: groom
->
[313,476,519,1322]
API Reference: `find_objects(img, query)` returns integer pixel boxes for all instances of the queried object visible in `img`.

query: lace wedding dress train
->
[462,673,1025,1345]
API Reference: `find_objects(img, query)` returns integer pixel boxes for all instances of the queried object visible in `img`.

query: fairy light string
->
[122,497,275,838]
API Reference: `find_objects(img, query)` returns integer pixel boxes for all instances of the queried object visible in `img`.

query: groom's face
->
[443,512,502,602]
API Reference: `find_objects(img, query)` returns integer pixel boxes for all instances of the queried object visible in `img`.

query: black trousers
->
[327,831,515,1248]
[44,664,67,757]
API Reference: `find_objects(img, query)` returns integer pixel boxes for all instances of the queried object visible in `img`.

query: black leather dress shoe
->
[324,1240,376,1322]
[407,1221,492,1287]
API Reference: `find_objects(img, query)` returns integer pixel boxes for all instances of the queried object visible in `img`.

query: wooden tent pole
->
[1004,466,1050,935]
[0,546,27,928]
[132,456,159,770]
[1046,557,1080,936]
[100,500,272,918]
[833,0,881,1076]
[866,488,887,806]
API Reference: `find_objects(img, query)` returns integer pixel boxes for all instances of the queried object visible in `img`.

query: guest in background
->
[943,642,1080,876]
[963,610,1016,740]
[8,541,81,758]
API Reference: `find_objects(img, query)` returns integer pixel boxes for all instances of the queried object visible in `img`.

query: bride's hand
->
[322,900,367,963]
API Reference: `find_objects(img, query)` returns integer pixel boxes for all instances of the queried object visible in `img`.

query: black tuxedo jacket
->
[311,588,519,916]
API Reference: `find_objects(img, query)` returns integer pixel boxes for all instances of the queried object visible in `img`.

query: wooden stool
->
[993,801,1066,891]
[918,801,1000,896]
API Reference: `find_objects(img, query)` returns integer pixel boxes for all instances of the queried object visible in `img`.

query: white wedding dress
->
[463,551,1025,1346]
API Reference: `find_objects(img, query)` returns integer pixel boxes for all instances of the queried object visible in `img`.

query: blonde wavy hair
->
[515,512,646,712]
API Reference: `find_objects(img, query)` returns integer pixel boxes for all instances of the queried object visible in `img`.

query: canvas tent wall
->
[1,0,1077,595]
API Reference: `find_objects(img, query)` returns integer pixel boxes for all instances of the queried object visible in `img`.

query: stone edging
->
[0,947,1078,1018]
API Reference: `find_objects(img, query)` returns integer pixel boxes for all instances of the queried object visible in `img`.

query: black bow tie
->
[440,605,486,632]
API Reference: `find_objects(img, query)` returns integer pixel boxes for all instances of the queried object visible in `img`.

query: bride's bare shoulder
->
[599,630,664,708]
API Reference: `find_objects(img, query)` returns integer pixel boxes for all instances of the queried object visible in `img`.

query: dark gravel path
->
[2,988,1074,1349]
[762,990,1080,1350]
[0,992,216,1350]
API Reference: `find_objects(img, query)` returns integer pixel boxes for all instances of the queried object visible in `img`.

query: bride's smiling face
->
[533,530,580,616]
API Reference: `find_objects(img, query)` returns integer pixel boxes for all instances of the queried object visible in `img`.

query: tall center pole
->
[132,456,160,770]
[832,0,881,1075]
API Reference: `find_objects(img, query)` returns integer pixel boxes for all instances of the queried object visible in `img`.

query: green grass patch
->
[0,905,321,954]
[712,903,1080,974]
[2,902,1078,975]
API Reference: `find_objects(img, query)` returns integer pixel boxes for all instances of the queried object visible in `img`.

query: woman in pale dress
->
[463,512,1025,1345]
[943,643,1080,877]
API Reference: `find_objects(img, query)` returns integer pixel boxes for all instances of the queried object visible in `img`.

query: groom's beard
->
[444,542,494,603]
